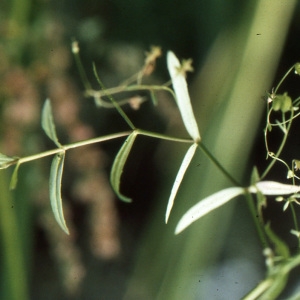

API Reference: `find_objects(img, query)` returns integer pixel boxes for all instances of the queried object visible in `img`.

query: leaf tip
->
[174,223,184,235]
[165,213,170,224]
[63,226,70,235]
[119,194,133,203]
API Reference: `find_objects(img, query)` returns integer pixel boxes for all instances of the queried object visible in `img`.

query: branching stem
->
[16,131,131,165]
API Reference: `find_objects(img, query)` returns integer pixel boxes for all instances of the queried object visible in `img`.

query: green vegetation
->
[1,0,300,299]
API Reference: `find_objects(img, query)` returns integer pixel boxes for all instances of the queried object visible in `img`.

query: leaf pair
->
[42,99,69,234]
[164,52,201,223]
[175,181,300,234]
[111,52,201,214]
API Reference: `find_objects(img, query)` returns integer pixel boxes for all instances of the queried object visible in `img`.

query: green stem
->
[136,129,192,144]
[198,142,240,186]
[64,131,131,150]
[283,252,300,273]
[0,172,28,300]
[92,63,136,130]
[289,202,300,250]
[85,84,176,106]
[197,141,268,249]
[8,129,193,170]
[274,65,295,94]
[72,41,93,91]
[261,109,294,180]
[16,131,131,166]
[245,192,269,249]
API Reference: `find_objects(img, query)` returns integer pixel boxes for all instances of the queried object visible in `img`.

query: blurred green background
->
[0,0,300,299]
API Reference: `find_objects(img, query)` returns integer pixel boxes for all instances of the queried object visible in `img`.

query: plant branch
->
[85,84,176,106]
[136,129,193,144]
[198,142,241,186]
[261,109,294,180]
[92,63,136,130]
[14,131,132,166]
[245,192,269,248]
[274,64,296,94]
[289,202,300,249]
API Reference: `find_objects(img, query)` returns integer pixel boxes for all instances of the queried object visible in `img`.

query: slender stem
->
[197,142,240,186]
[64,131,131,149]
[136,129,193,144]
[119,70,141,86]
[18,148,63,164]
[283,252,300,273]
[9,125,232,187]
[86,84,176,104]
[93,95,148,109]
[274,65,295,94]
[72,41,93,91]
[245,192,269,249]
[9,129,193,169]
[17,131,131,165]
[261,109,294,180]
[242,278,273,300]
[268,111,300,126]
[289,202,300,250]
[187,141,269,248]
[92,63,136,130]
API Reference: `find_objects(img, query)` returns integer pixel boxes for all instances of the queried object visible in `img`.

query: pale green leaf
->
[9,162,21,190]
[41,99,61,147]
[110,132,137,203]
[0,153,18,169]
[249,181,300,195]
[49,152,69,234]
[167,51,200,142]
[265,222,290,259]
[165,143,198,223]
[250,166,260,184]
[175,187,245,234]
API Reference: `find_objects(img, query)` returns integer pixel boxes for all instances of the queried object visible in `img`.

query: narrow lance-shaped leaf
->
[41,99,62,147]
[110,132,137,203]
[175,187,245,234]
[9,162,21,190]
[49,152,69,234]
[264,223,290,259]
[248,181,300,195]
[165,143,198,223]
[167,51,200,142]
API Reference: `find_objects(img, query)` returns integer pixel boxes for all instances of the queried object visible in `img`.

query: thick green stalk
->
[0,172,28,300]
